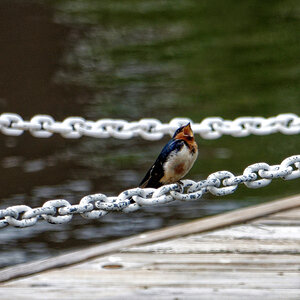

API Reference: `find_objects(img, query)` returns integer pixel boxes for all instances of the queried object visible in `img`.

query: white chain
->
[0,113,299,140]
[0,155,299,228]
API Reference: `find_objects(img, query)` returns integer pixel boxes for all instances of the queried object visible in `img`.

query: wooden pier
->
[1,194,300,299]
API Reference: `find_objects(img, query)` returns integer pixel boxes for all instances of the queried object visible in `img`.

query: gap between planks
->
[0,193,300,283]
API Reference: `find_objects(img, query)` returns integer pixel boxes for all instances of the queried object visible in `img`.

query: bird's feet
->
[176,180,184,191]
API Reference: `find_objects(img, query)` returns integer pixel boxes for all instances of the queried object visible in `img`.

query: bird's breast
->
[160,144,198,184]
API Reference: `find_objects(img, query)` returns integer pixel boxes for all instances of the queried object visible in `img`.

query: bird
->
[139,123,198,188]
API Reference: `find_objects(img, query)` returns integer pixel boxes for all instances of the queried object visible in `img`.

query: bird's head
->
[173,123,194,141]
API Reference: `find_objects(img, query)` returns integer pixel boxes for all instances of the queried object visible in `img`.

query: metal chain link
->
[0,113,299,140]
[0,155,299,229]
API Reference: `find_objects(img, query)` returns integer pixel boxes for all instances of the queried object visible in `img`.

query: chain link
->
[0,113,299,140]
[0,155,299,229]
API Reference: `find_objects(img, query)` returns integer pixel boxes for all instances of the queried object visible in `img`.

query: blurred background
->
[0,0,299,269]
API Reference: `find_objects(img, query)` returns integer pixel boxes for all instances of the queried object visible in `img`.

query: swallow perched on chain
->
[139,123,198,188]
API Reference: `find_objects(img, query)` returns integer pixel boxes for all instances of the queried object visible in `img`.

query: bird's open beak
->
[183,123,193,137]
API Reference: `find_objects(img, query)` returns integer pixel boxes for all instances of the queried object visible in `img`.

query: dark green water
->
[0,0,299,268]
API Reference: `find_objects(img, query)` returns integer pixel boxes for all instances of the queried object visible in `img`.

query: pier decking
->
[1,194,300,299]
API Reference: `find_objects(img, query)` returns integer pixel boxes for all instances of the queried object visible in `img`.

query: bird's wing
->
[139,139,184,188]
[139,162,163,188]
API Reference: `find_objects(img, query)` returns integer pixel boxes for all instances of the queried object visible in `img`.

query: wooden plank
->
[252,207,300,225]
[2,268,299,290]
[0,287,300,300]
[2,264,300,286]
[70,252,300,272]
[125,239,300,254]
[75,252,300,269]
[267,207,300,219]
[1,194,300,283]
[252,219,300,226]
[198,224,300,240]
